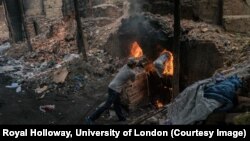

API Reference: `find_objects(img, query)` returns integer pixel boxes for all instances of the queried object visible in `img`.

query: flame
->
[130,42,143,58]
[161,50,174,76]
[155,100,164,108]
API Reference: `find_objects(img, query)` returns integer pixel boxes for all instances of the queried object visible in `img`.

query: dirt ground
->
[0,79,98,125]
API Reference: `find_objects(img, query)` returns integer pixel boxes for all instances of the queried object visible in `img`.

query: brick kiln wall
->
[223,0,250,34]
[23,0,64,38]
[143,0,250,34]
[44,0,63,20]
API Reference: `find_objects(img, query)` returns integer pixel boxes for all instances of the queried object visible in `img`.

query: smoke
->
[117,0,174,59]
[128,0,147,14]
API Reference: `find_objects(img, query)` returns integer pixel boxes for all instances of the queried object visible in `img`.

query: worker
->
[85,57,138,124]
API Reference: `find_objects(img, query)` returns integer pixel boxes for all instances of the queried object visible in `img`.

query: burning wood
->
[155,99,164,109]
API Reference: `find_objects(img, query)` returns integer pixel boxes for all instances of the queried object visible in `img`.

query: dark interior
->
[105,14,224,107]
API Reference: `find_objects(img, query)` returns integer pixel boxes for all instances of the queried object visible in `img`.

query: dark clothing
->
[89,88,125,121]
[87,64,136,123]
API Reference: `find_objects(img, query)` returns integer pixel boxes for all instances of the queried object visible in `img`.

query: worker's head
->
[137,55,148,68]
[127,57,138,68]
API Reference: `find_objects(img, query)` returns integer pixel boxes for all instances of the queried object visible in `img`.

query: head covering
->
[127,57,137,66]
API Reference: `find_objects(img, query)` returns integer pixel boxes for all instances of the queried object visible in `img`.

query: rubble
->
[52,67,69,84]
[0,42,10,54]
[39,105,55,113]
[16,86,22,93]
[92,4,122,18]
[5,82,22,93]
[35,86,48,94]
[233,112,250,125]
[5,83,19,89]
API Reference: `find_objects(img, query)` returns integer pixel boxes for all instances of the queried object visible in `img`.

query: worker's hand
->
[137,57,149,68]
[136,62,144,68]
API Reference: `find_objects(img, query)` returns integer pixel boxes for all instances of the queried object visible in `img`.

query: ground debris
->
[53,67,69,84]
[39,105,55,113]
[35,86,48,94]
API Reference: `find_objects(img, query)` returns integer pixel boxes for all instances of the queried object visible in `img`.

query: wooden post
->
[73,0,87,61]
[218,0,223,25]
[2,0,13,41]
[173,0,181,98]
[18,0,32,51]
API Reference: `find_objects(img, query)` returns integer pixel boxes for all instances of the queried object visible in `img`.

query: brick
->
[44,0,63,19]
[24,0,44,16]
[192,0,220,24]
[223,15,250,34]
[92,4,122,18]
[224,0,250,15]
[121,71,149,110]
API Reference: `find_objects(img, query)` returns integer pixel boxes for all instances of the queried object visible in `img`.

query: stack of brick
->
[23,0,64,37]
[24,0,44,16]
[25,16,50,37]
[192,0,221,24]
[44,0,63,20]
[25,18,38,37]
[121,69,149,111]
[223,0,250,34]
[92,4,122,19]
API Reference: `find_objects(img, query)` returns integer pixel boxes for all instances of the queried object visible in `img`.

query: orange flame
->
[161,50,174,76]
[130,42,143,58]
[156,100,164,108]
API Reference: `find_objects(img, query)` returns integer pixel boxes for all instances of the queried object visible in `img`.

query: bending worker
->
[85,57,138,124]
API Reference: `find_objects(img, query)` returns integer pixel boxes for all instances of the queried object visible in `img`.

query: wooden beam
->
[2,0,13,42]
[218,0,223,25]
[128,107,167,125]
[173,0,181,98]
[18,0,32,51]
[73,0,87,61]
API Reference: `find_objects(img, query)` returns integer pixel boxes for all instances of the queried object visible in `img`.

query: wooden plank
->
[73,0,87,60]
[173,0,181,98]
[128,107,168,125]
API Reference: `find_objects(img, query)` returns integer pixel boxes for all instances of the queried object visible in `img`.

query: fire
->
[161,50,174,76]
[155,100,164,108]
[130,41,143,58]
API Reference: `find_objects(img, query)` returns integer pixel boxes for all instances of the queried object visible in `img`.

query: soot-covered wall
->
[105,14,223,91]
[109,14,174,60]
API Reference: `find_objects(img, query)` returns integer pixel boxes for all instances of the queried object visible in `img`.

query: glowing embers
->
[155,99,164,109]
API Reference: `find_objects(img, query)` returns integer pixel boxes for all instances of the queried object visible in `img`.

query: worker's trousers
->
[89,88,126,121]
